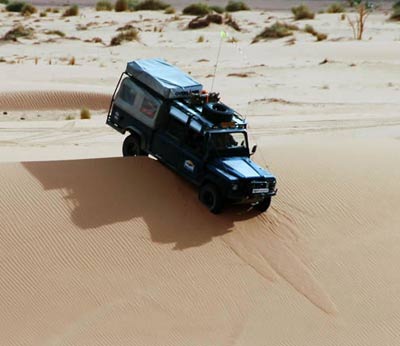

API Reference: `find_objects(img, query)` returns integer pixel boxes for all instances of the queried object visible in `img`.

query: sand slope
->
[1,140,400,345]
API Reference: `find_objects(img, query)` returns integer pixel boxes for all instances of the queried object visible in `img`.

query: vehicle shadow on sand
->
[23,157,257,250]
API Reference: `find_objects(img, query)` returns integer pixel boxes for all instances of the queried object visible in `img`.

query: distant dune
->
[0,90,111,111]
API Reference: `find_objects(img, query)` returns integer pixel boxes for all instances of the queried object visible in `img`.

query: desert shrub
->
[303,24,327,41]
[210,5,224,13]
[65,115,75,120]
[80,107,91,119]
[0,0,9,4]
[292,4,315,20]
[304,23,316,34]
[69,56,76,65]
[6,1,26,12]
[197,35,204,42]
[45,30,65,37]
[164,6,175,13]
[96,0,112,11]
[40,11,46,17]
[135,0,169,10]
[110,28,139,45]
[327,3,345,13]
[316,32,327,41]
[225,13,241,31]
[62,5,79,17]
[21,3,36,15]
[252,21,298,43]
[52,7,59,13]
[391,7,400,20]
[183,3,211,16]
[1,24,34,40]
[115,0,128,11]
[225,1,249,12]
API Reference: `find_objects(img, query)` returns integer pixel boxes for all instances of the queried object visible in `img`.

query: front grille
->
[251,181,268,189]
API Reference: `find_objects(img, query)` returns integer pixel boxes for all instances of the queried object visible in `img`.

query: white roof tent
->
[125,58,203,99]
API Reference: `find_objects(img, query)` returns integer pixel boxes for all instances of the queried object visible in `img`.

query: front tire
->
[254,196,272,212]
[199,183,224,214]
[122,134,145,157]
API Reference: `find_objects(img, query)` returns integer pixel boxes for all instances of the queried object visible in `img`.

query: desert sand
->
[1,2,400,345]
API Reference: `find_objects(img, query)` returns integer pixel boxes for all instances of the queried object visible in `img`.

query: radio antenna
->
[211,31,227,93]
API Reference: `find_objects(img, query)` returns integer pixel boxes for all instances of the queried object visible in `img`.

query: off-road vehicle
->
[107,58,277,213]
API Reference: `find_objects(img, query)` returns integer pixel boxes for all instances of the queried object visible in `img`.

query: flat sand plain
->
[1,3,400,345]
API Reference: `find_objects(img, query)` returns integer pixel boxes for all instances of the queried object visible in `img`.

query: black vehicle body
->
[106,58,277,213]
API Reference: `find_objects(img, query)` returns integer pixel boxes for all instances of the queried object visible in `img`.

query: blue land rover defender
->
[107,58,277,213]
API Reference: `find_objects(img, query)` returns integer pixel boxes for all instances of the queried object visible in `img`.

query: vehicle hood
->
[208,157,275,181]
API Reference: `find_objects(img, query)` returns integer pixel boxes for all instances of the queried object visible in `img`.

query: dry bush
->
[390,1,400,20]
[5,1,25,12]
[65,115,75,120]
[1,24,34,41]
[164,6,175,14]
[347,2,372,40]
[117,23,135,31]
[292,4,315,20]
[115,0,128,11]
[316,32,328,41]
[45,30,66,37]
[110,28,139,45]
[62,5,79,17]
[210,5,224,13]
[21,3,37,15]
[80,107,91,119]
[225,13,241,31]
[304,24,316,35]
[69,56,76,65]
[252,21,298,43]
[225,1,250,12]
[327,3,345,13]
[51,7,59,13]
[135,0,170,10]
[304,24,327,41]
[341,13,346,20]
[183,3,211,16]
[96,0,112,11]
[39,11,47,17]
[197,35,204,42]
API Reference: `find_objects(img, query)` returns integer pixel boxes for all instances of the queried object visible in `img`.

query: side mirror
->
[251,145,257,155]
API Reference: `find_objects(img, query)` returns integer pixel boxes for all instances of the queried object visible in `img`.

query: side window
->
[166,117,185,141]
[119,79,137,106]
[185,129,204,156]
[139,96,158,119]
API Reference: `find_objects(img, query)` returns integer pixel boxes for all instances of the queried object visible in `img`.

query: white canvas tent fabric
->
[126,58,203,99]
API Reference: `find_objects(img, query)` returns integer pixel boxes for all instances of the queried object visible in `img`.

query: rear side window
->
[118,78,138,106]
[140,96,158,118]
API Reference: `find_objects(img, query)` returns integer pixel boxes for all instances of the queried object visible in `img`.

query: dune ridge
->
[0,90,112,111]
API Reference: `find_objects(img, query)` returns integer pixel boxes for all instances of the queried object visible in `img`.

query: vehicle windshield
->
[209,132,249,157]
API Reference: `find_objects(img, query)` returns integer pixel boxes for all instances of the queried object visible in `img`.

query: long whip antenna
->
[211,31,227,93]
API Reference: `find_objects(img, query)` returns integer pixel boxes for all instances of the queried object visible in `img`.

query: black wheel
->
[254,196,272,212]
[202,102,234,123]
[122,134,144,157]
[199,183,224,214]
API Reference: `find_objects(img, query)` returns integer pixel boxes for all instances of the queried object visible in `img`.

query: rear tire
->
[254,196,272,212]
[122,134,145,157]
[199,183,224,214]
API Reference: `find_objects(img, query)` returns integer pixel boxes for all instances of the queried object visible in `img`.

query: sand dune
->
[0,90,111,111]
[1,139,400,344]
